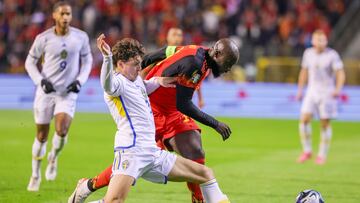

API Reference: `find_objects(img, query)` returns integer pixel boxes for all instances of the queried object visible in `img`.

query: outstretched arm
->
[97,34,121,96]
[144,77,176,95]
[141,46,179,69]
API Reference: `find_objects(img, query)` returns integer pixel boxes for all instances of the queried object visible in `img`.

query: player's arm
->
[67,34,93,93]
[143,77,176,95]
[25,35,55,93]
[97,34,123,96]
[332,52,345,97]
[176,85,231,141]
[25,36,44,86]
[140,46,178,69]
[296,68,308,99]
[296,50,309,100]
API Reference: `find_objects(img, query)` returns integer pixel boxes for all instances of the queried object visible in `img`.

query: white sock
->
[200,179,229,203]
[31,138,47,178]
[299,123,312,153]
[50,133,67,158]
[318,126,332,158]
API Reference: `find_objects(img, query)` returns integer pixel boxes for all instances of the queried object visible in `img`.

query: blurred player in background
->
[68,38,239,203]
[25,1,93,191]
[88,34,230,203]
[296,29,345,165]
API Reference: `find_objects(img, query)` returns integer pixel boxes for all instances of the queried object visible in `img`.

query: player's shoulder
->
[303,47,315,55]
[70,27,89,38]
[324,47,340,56]
[35,27,54,40]
[183,46,206,69]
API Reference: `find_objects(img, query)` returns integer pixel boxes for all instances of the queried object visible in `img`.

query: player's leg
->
[46,95,76,180]
[297,96,314,163]
[316,97,336,164]
[168,130,206,202]
[68,165,113,203]
[28,93,54,191]
[45,112,72,181]
[168,155,229,203]
[104,174,134,203]
[316,119,331,164]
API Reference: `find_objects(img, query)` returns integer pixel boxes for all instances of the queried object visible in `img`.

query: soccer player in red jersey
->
[68,38,239,203]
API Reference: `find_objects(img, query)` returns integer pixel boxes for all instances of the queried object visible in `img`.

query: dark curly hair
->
[112,38,145,65]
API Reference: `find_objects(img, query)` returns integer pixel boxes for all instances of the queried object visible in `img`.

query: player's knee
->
[36,132,48,142]
[201,166,214,182]
[183,146,205,160]
[55,128,68,137]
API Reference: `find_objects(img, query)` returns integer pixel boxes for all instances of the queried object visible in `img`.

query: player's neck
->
[54,26,69,36]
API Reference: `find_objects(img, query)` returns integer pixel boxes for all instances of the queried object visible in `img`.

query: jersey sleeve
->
[25,35,45,85]
[100,55,124,96]
[29,35,45,59]
[301,49,309,69]
[77,33,93,85]
[141,46,167,69]
[331,51,344,70]
[176,51,206,89]
[141,46,180,69]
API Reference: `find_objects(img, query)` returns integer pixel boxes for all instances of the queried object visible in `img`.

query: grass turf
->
[0,110,359,202]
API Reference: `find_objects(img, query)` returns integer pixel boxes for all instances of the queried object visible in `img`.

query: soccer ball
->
[295,189,325,203]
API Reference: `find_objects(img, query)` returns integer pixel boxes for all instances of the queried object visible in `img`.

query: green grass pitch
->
[0,110,359,202]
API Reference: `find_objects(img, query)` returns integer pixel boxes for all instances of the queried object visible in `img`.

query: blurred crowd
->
[0,0,350,77]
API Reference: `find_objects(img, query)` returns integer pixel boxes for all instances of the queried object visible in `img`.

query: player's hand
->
[158,77,176,88]
[97,34,111,56]
[215,122,232,141]
[296,90,303,101]
[332,90,340,98]
[41,79,55,94]
[66,80,81,93]
[198,98,205,109]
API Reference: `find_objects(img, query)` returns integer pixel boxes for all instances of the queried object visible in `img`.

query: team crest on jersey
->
[60,50,68,59]
[190,71,201,84]
[122,160,130,170]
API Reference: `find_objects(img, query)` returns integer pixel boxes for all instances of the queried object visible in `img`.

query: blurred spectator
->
[0,0,348,79]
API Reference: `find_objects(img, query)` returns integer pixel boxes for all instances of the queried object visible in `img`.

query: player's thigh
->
[142,150,177,184]
[105,174,134,203]
[300,96,315,123]
[167,155,213,184]
[54,93,77,119]
[319,97,337,120]
[169,130,204,160]
[54,113,72,135]
[33,93,55,124]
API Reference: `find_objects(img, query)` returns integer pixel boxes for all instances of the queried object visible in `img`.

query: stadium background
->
[0,0,359,202]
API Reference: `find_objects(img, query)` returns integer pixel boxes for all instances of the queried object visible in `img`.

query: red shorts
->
[148,86,201,150]
[154,110,200,150]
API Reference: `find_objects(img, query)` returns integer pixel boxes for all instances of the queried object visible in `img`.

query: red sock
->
[91,165,112,190]
[187,158,205,202]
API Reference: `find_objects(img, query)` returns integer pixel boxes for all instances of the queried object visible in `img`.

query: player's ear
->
[117,60,122,69]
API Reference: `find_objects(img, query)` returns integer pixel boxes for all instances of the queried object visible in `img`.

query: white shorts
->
[112,147,177,185]
[33,90,78,124]
[301,94,337,119]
